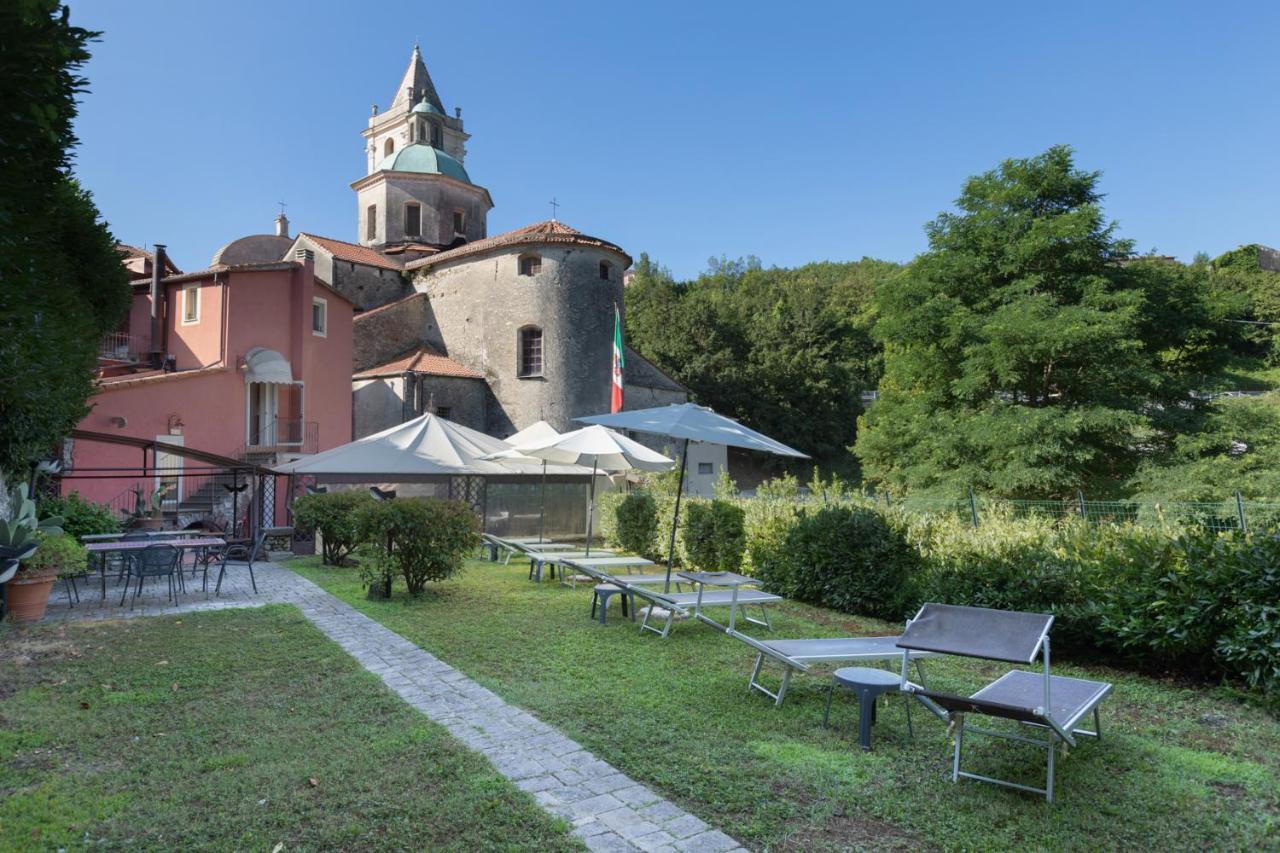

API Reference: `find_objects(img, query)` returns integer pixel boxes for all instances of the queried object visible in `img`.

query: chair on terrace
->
[120,544,181,608]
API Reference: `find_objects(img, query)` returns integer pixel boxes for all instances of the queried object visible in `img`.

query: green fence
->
[876,490,1280,532]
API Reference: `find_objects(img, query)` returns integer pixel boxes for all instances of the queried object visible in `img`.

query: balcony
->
[247,417,319,455]
[100,332,147,363]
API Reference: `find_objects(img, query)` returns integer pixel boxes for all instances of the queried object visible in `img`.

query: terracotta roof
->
[354,346,484,380]
[96,364,228,390]
[299,233,405,271]
[162,261,297,284]
[404,220,631,271]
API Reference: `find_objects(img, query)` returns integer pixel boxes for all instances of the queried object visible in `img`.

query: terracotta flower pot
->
[7,573,57,623]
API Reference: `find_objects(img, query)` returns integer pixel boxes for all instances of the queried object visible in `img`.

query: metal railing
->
[247,418,319,454]
[99,332,147,362]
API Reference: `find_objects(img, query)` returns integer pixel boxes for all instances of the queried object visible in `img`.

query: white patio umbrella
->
[481,420,563,542]
[577,403,808,590]
[517,425,673,554]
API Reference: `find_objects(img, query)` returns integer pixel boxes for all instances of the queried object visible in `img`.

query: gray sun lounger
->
[483,534,574,564]
[729,631,935,706]
[622,582,783,638]
[896,603,1113,803]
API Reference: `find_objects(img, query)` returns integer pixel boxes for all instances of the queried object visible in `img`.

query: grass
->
[292,554,1280,852]
[0,605,579,851]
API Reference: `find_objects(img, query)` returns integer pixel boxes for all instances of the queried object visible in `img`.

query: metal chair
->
[206,529,265,596]
[113,531,150,584]
[120,544,181,608]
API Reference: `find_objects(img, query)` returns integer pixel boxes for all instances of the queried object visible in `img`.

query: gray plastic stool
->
[823,666,913,750]
[590,583,629,624]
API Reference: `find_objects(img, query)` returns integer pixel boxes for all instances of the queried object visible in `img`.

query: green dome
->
[376,143,471,184]
[412,99,444,116]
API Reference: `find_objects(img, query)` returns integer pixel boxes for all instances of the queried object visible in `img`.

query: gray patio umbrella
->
[577,403,808,591]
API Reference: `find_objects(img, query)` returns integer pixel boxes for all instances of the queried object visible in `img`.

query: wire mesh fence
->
[867,490,1280,533]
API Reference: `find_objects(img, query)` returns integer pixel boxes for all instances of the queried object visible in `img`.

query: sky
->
[71,0,1280,278]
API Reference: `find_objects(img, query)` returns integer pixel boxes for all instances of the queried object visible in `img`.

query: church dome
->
[376,143,471,184]
[412,99,444,116]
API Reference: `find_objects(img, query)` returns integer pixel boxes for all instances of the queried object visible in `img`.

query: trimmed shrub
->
[21,531,88,580]
[614,492,658,557]
[356,498,479,597]
[684,499,746,571]
[37,492,120,539]
[293,491,375,565]
[776,505,918,620]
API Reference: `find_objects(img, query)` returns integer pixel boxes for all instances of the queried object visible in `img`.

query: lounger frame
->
[897,603,1112,803]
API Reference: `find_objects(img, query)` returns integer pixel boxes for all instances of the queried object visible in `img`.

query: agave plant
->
[0,481,64,552]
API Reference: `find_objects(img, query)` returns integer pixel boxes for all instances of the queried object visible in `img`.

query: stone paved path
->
[44,563,746,852]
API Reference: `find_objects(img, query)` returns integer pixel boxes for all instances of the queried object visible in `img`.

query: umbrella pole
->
[538,461,547,543]
[664,438,690,593]
[585,461,598,556]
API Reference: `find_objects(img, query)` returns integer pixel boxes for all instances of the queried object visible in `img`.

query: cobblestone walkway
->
[44,563,745,852]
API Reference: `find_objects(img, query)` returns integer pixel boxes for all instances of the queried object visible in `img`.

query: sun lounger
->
[620,582,783,638]
[482,534,574,564]
[519,546,619,582]
[728,631,935,706]
[896,603,1113,803]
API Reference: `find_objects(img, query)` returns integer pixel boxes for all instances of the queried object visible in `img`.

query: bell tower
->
[354,46,493,249]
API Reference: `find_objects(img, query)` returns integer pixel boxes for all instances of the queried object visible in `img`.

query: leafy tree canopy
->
[0,2,130,476]
[625,253,895,469]
[855,145,1231,498]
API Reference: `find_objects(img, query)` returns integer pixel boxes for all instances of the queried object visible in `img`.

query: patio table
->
[84,536,227,600]
[677,571,763,633]
[80,530,224,542]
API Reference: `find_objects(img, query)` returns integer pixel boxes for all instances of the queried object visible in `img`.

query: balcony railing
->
[248,417,319,454]
[100,332,147,363]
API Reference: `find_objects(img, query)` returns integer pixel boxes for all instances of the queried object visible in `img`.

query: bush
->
[356,498,479,597]
[293,491,375,565]
[776,505,918,620]
[20,531,87,579]
[37,491,120,539]
[614,492,658,557]
[684,499,746,571]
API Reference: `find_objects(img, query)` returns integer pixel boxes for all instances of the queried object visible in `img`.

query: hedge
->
[599,485,1280,696]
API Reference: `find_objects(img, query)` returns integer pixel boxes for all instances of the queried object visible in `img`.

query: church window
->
[518,254,541,276]
[404,203,421,237]
[366,205,377,241]
[384,138,395,157]
[599,261,612,281]
[431,122,443,147]
[453,209,466,236]
[181,284,200,324]
[518,326,543,378]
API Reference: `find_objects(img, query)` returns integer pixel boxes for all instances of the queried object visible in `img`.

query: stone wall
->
[328,259,410,311]
[413,244,630,435]
[355,174,489,248]
[353,373,488,438]
[351,293,432,371]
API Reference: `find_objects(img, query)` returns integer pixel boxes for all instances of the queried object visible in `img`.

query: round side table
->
[823,666,913,751]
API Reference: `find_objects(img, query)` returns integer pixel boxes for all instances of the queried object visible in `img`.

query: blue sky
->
[73,1,1279,278]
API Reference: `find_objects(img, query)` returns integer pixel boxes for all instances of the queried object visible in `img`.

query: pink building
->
[63,245,354,528]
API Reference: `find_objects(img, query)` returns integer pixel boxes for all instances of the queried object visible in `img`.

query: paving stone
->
[41,563,745,852]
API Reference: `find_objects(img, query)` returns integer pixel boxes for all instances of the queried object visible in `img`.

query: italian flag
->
[611,304,624,413]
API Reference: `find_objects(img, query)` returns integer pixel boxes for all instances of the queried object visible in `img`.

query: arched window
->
[431,122,443,147]
[518,254,542,276]
[383,138,395,157]
[518,326,543,378]
[404,203,421,237]
[599,261,612,281]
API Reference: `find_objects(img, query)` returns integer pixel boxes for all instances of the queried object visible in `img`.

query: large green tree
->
[855,145,1230,497]
[0,2,130,476]
[625,254,893,468]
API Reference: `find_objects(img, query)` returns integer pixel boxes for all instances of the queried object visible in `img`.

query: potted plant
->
[0,481,65,619]
[128,484,171,531]
[9,530,86,622]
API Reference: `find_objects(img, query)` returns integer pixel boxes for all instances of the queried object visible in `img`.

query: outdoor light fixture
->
[109,415,128,428]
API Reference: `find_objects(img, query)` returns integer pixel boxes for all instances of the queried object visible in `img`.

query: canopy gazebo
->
[275,414,595,536]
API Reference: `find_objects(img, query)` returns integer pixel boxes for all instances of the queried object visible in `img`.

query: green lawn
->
[292,555,1280,852]
[0,605,578,851]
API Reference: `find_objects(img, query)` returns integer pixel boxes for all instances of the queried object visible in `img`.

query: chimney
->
[149,244,167,368]
[276,212,290,238]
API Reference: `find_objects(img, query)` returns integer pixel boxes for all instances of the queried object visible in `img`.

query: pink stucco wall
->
[63,257,355,524]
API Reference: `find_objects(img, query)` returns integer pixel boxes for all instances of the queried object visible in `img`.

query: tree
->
[856,145,1230,497]
[625,253,893,470]
[0,2,131,477]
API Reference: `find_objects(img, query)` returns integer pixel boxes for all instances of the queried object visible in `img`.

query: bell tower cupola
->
[354,45,493,249]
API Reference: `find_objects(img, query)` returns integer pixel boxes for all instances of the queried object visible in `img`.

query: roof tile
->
[299,233,406,271]
[354,346,484,380]
[405,220,630,271]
